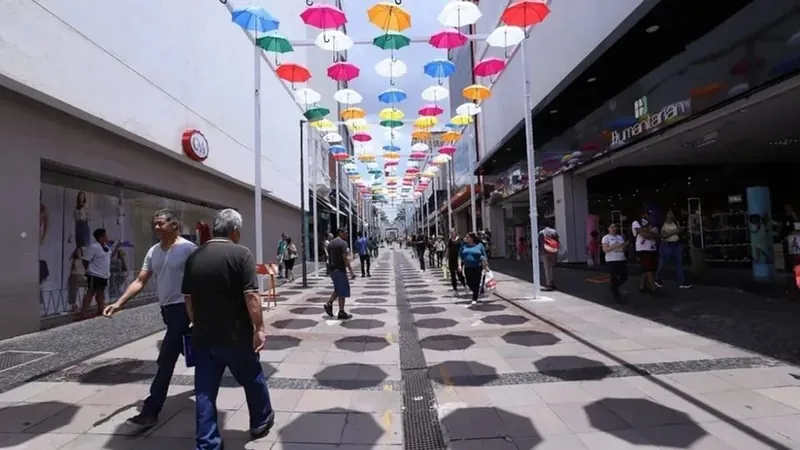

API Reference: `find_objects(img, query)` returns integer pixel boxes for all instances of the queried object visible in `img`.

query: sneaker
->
[250,410,276,439]
[654,280,664,288]
[337,311,353,320]
[367,274,372,277]
[470,300,478,306]
[323,302,334,318]
[679,284,693,289]
[127,412,158,429]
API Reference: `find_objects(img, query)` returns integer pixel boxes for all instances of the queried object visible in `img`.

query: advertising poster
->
[746,186,774,281]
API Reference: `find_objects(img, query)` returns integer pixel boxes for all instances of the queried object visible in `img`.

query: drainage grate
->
[0,351,53,373]
[393,253,447,450]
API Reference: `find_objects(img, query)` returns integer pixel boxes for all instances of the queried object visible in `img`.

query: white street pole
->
[446,161,453,232]
[312,136,320,279]
[253,42,264,264]
[468,138,478,233]
[336,165,341,231]
[348,189,354,251]
[433,175,439,236]
[521,40,542,300]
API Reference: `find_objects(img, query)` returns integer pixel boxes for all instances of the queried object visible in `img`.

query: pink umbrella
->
[385,160,399,167]
[409,151,427,160]
[439,145,456,156]
[418,104,444,116]
[352,132,372,142]
[327,62,360,82]
[429,28,468,50]
[474,57,506,78]
[406,166,419,173]
[300,4,348,30]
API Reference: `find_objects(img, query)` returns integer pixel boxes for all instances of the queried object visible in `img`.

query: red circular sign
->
[181,129,209,162]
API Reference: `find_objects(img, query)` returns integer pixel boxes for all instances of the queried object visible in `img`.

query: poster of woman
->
[746,186,775,281]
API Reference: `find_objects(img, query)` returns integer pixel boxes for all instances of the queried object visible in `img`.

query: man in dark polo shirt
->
[325,227,356,320]
[182,209,275,448]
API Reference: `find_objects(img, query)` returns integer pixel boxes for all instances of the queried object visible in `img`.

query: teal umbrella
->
[304,106,330,122]
[256,33,294,65]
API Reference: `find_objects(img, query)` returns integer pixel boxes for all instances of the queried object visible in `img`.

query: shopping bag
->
[182,333,195,368]
[483,270,497,292]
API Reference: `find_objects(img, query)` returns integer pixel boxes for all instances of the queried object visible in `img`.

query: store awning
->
[316,197,339,215]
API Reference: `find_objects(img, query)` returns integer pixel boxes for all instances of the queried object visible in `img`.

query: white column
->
[468,143,477,233]
[312,138,320,278]
[253,43,263,264]
[446,162,453,232]
[552,172,589,263]
[521,39,542,299]
[433,176,440,236]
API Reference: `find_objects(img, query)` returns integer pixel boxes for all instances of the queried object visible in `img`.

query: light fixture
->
[587,77,597,83]
[549,109,558,114]
[646,25,659,33]
[769,138,800,146]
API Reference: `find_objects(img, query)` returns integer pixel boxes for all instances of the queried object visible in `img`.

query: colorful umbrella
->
[276,63,312,87]
[313,119,337,132]
[450,114,473,126]
[293,87,321,105]
[421,85,449,102]
[327,62,361,82]
[442,131,462,142]
[412,130,431,140]
[486,25,525,58]
[409,151,427,161]
[256,32,293,65]
[300,3,348,29]
[353,132,372,142]
[433,154,451,164]
[367,3,412,32]
[378,88,407,104]
[411,143,429,152]
[463,84,491,101]
[383,144,401,152]
[419,104,444,116]
[315,30,354,62]
[384,151,401,160]
[231,6,280,33]
[340,107,366,120]
[424,59,457,84]
[375,58,408,85]
[474,57,506,78]
[502,0,551,30]
[344,162,358,172]
[334,88,363,104]
[330,146,349,161]
[323,133,343,143]
[414,116,438,128]
[373,31,411,51]
[439,145,457,156]
[437,0,483,28]
[304,106,330,122]
[456,102,482,116]
[380,119,404,129]
[429,29,468,60]
[379,107,405,121]
[357,152,377,163]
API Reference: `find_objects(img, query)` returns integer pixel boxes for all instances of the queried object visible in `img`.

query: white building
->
[0,0,334,337]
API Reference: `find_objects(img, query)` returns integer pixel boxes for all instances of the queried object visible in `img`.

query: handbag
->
[543,236,560,253]
[182,331,195,368]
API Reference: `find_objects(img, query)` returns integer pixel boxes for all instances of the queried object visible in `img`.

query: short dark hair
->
[285,237,292,244]
[337,227,348,236]
[153,208,180,226]
[93,228,106,240]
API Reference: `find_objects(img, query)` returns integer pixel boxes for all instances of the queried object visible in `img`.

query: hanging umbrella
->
[437,0,483,28]
[463,84,491,101]
[312,118,334,129]
[373,31,411,52]
[340,107,366,120]
[414,116,438,128]
[346,118,369,130]
[330,146,349,161]
[450,114,473,126]
[323,132,343,143]
[406,166,420,174]
[383,144,401,152]
[375,58,408,86]
[411,143,429,152]
[294,87,321,105]
[315,30,354,62]
[421,85,450,103]
[379,107,405,121]
[304,106,330,122]
[412,130,431,140]
[486,25,525,58]
[349,124,370,133]
[378,88,407,104]
[327,62,361,82]
[344,162,358,172]
[502,0,551,29]
[419,104,444,116]
[409,151,427,161]
[367,3,412,32]
[442,131,462,142]
[380,119,404,129]
[439,145,457,156]
[384,151,401,160]
[301,3,348,29]
[231,6,280,33]
[256,32,293,65]
[334,88,363,105]
[424,59,457,84]
[433,154,451,164]
[456,102,482,116]
[444,122,460,129]
[353,132,372,142]
[429,29,469,60]
[357,152,377,163]
[474,57,506,78]
[276,63,312,88]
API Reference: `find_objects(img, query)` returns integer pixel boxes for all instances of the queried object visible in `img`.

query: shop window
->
[634,96,648,119]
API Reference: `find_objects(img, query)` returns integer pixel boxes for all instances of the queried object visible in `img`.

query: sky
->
[340,0,453,219]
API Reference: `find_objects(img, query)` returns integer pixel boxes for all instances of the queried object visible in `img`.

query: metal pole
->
[469,140,478,233]
[299,120,308,288]
[312,135,320,279]
[446,162,453,232]
[336,164,341,230]
[253,42,264,265]
[433,175,440,236]
[521,40,542,300]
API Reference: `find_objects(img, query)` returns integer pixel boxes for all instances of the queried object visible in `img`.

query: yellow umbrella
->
[442,131,462,142]
[383,151,401,160]
[367,3,412,32]
[414,116,438,129]
[341,107,366,120]
[358,153,377,163]
[312,119,335,129]
[412,130,432,140]
[463,84,491,101]
[450,114,473,126]
[349,123,370,132]
[379,107,405,121]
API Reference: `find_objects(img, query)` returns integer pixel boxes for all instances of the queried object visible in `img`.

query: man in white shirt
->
[538,223,560,291]
[601,223,629,303]
[631,210,659,294]
[103,209,197,429]
[79,228,113,320]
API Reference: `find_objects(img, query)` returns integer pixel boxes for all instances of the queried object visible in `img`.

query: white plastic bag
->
[483,270,497,292]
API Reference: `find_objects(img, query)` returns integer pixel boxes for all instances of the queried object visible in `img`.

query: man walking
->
[276,233,287,279]
[324,232,333,275]
[103,209,197,428]
[447,228,467,295]
[326,228,355,320]
[355,232,371,277]
[632,209,659,294]
[414,230,427,271]
[538,221,560,291]
[601,223,629,303]
[182,209,275,449]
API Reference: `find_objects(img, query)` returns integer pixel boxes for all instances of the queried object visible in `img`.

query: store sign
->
[181,129,209,162]
[610,99,692,148]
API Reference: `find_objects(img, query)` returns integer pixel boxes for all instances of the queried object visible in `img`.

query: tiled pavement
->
[2,250,800,448]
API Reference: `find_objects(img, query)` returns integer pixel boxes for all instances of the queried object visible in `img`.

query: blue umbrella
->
[231,6,280,33]
[378,88,408,104]
[424,59,457,85]
[383,145,401,152]
[444,122,459,129]
[329,144,346,153]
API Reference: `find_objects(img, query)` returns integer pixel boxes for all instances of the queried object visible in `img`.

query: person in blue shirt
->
[459,232,489,305]
[355,232,371,277]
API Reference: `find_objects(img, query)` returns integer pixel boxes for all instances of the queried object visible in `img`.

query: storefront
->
[1,88,300,338]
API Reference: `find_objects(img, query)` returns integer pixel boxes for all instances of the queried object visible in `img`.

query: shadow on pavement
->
[355,297,389,304]
[428,361,499,387]
[481,314,530,326]
[314,363,387,389]
[419,334,476,351]
[340,319,385,330]
[270,319,318,330]
[0,402,77,447]
[333,335,391,353]
[501,330,560,347]
[439,406,541,448]
[263,335,302,351]
[415,318,458,330]
[288,306,325,315]
[278,407,387,446]
[534,356,613,382]
[349,307,388,315]
[410,306,447,314]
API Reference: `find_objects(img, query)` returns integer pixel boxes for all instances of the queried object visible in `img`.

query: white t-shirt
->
[83,241,111,279]
[661,221,680,243]
[632,220,658,252]
[143,237,197,306]
[601,234,627,262]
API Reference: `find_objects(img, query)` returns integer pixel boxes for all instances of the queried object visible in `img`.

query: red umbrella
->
[439,145,456,156]
[406,166,419,173]
[352,132,372,142]
[327,62,361,82]
[429,28,468,50]
[409,151,427,160]
[502,0,551,28]
[300,4,347,30]
[276,63,312,84]
[474,57,506,78]
[418,104,444,116]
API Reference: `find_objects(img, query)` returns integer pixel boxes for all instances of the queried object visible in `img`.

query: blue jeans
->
[142,303,191,416]
[194,345,273,450]
[657,241,686,284]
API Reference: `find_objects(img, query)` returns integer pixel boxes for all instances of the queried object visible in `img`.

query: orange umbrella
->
[463,84,491,101]
[412,130,432,140]
[367,3,412,32]
[442,131,462,142]
[340,107,366,120]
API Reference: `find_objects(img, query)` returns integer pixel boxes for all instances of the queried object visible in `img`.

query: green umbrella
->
[304,106,330,122]
[373,31,411,50]
[379,119,403,129]
[256,33,293,64]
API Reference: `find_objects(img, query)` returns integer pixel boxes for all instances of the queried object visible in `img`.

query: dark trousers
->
[449,261,466,291]
[437,251,444,267]
[194,345,273,449]
[418,250,426,270]
[463,266,483,301]
[608,261,628,293]
[359,253,371,276]
[142,303,191,416]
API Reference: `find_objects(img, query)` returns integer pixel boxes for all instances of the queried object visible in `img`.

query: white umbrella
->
[317,123,338,133]
[411,143,430,152]
[456,102,482,116]
[375,58,408,85]
[437,1,482,28]
[333,88,363,105]
[421,85,450,103]
[345,118,369,128]
[315,30,354,52]
[487,26,526,51]
[323,132,342,143]
[433,154,452,164]
[294,88,321,105]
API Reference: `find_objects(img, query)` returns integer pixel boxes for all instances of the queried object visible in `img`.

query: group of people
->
[275,234,299,281]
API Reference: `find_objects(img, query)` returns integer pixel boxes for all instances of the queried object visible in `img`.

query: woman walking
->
[459,232,488,306]
[284,238,298,281]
